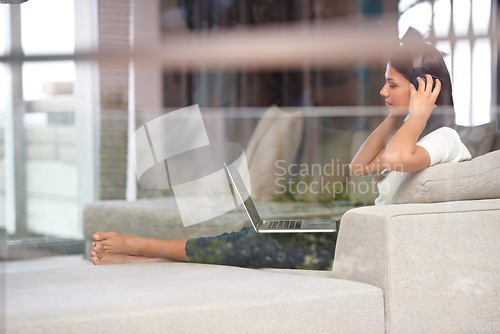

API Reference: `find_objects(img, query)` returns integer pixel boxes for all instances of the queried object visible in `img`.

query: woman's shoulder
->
[419,126,461,143]
[418,126,472,165]
[428,126,459,136]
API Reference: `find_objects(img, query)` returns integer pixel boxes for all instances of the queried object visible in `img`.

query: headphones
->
[411,53,437,90]
[404,28,437,91]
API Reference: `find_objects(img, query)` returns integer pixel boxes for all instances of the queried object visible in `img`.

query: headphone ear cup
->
[412,68,426,90]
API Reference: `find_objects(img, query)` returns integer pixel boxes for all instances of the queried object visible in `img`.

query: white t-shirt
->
[375,127,471,206]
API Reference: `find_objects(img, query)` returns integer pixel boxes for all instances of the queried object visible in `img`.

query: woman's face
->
[380,63,411,115]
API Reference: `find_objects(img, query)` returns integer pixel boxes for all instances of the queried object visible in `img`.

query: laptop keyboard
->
[268,220,302,229]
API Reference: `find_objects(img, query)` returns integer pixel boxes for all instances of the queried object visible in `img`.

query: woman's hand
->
[408,74,441,121]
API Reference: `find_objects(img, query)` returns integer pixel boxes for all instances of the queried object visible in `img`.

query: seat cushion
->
[393,150,500,204]
[6,263,384,334]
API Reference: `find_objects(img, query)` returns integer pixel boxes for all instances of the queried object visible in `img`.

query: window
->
[3,0,86,258]
[398,0,495,126]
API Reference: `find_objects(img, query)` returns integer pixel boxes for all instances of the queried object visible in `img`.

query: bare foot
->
[93,232,189,263]
[91,253,173,265]
[93,232,141,256]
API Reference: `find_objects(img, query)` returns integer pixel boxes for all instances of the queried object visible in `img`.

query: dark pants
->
[185,222,339,270]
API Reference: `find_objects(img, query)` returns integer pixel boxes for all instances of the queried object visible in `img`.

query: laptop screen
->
[224,162,262,230]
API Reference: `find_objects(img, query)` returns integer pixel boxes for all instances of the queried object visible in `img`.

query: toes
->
[92,256,107,265]
[91,249,105,259]
[94,232,117,241]
[93,242,103,252]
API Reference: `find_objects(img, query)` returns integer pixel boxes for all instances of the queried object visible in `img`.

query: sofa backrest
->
[393,149,500,204]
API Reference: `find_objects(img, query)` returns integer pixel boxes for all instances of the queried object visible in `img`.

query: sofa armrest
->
[332,199,500,333]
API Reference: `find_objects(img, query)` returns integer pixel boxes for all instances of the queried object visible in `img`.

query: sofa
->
[5,118,500,333]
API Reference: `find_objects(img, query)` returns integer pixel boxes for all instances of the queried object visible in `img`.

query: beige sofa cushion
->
[393,150,500,204]
[7,263,384,334]
[246,106,304,200]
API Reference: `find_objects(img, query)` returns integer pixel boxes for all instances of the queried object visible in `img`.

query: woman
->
[91,40,471,268]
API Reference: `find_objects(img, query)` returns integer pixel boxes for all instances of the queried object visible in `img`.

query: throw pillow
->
[493,131,500,151]
[454,121,496,158]
[245,106,304,201]
[393,150,500,204]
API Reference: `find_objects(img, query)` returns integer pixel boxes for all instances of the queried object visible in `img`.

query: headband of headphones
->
[401,27,426,70]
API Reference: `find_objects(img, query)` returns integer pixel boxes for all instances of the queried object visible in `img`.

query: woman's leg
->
[185,227,338,270]
[185,227,262,267]
[92,226,338,270]
[92,232,189,265]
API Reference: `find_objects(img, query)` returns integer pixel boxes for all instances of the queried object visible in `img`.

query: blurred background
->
[0,0,497,260]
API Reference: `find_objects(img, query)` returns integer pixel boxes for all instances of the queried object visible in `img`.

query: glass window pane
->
[433,0,451,38]
[23,110,78,239]
[21,61,77,238]
[453,0,471,37]
[22,62,75,101]
[0,64,7,232]
[0,7,8,56]
[453,39,471,125]
[435,40,452,81]
[21,0,75,55]
[399,0,419,12]
[398,1,433,38]
[472,0,491,35]
[472,38,491,125]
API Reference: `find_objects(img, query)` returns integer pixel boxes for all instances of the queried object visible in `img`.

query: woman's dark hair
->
[389,32,456,138]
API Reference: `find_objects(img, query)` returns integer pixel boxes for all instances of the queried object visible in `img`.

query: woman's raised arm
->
[349,113,405,175]
[381,75,441,173]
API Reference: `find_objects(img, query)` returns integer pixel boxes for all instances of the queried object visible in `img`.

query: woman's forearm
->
[381,115,428,171]
[350,114,404,175]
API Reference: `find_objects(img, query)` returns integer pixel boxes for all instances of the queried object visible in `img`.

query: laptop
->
[224,162,339,233]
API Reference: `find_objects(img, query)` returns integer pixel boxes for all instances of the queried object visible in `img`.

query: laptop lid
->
[224,162,262,231]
